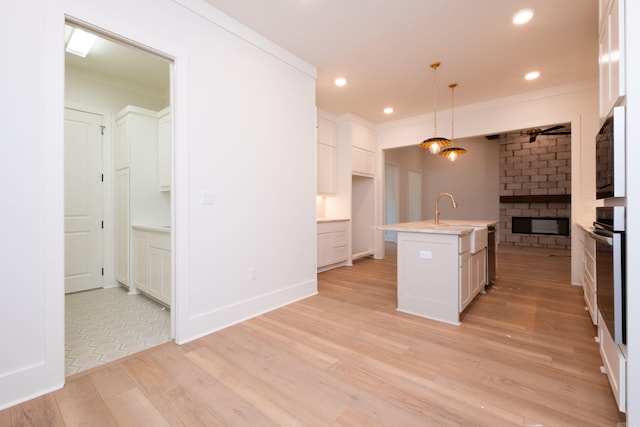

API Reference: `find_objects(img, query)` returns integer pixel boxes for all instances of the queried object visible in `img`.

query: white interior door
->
[64,108,103,293]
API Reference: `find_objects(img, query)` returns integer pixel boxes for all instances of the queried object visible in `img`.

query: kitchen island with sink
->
[374,220,497,325]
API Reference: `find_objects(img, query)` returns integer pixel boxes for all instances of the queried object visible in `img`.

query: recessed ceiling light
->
[525,71,540,80]
[513,9,534,25]
[383,107,394,114]
[334,77,347,87]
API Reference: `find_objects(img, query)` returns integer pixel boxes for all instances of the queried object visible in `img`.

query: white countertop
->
[373,221,473,236]
[317,218,350,223]
[373,219,497,236]
[132,224,171,233]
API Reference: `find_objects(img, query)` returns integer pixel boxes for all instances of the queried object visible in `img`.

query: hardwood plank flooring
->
[0,244,626,426]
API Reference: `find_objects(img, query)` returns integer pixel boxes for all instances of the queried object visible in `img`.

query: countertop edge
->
[132,225,171,233]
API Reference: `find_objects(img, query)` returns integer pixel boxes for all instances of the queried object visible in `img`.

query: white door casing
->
[64,108,103,294]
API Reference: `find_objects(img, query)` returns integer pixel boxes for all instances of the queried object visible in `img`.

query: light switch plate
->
[201,191,215,205]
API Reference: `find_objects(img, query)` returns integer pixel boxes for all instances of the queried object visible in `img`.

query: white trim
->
[171,0,317,80]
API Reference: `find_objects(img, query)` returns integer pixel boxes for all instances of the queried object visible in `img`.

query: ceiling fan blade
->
[540,125,564,134]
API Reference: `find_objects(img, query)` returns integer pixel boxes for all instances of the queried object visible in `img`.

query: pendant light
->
[440,82,467,162]
[419,62,451,154]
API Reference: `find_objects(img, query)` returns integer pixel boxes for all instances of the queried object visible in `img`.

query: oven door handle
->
[589,230,613,246]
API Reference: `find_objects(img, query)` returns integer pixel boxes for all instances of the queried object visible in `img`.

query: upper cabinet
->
[346,120,376,177]
[599,0,625,118]
[317,116,337,194]
[158,107,171,192]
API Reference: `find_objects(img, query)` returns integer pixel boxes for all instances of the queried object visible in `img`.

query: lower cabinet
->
[461,248,486,311]
[598,310,627,412]
[317,220,350,271]
[133,227,171,306]
[583,229,598,324]
[459,251,472,310]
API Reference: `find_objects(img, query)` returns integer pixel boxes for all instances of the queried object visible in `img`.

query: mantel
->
[499,195,571,204]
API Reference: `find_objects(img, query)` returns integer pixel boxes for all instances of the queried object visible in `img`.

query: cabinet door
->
[158,111,171,191]
[115,116,130,170]
[352,147,375,176]
[115,169,130,285]
[459,252,472,310]
[317,143,337,194]
[133,231,149,292]
[471,249,486,295]
[317,233,333,267]
[149,246,171,306]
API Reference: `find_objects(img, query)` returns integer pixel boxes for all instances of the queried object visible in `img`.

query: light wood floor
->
[1,244,626,426]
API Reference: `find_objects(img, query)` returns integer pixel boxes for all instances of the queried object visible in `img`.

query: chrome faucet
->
[435,192,457,225]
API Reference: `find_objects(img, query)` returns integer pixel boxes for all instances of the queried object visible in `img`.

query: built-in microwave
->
[596,105,626,199]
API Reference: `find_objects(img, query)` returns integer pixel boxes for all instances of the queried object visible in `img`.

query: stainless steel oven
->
[596,105,626,199]
[590,206,626,344]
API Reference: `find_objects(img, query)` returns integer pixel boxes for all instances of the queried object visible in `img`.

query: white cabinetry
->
[397,231,472,325]
[114,106,170,287]
[132,227,171,306]
[350,121,376,176]
[317,220,350,271]
[459,250,472,311]
[598,310,626,412]
[582,228,598,325]
[599,0,625,118]
[158,107,171,192]
[317,117,337,194]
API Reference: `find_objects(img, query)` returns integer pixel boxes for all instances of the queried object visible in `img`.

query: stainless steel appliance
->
[590,206,626,344]
[596,105,626,199]
[486,225,496,287]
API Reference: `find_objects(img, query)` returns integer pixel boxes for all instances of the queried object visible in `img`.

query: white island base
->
[375,220,496,325]
[397,230,470,325]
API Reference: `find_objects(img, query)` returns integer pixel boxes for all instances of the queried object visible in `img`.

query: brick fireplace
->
[497,126,571,250]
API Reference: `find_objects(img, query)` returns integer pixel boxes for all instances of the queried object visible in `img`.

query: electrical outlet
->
[249,268,256,281]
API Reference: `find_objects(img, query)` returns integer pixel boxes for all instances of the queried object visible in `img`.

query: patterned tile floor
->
[65,287,171,376]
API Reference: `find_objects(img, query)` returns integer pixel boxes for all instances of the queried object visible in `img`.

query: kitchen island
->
[374,220,496,325]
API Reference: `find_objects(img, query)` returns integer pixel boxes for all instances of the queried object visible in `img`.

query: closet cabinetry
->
[114,106,171,290]
[158,107,171,191]
[133,226,171,306]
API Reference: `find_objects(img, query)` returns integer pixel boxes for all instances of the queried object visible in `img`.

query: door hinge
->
[101,268,104,276]
[101,221,104,229]
[101,174,104,182]
[100,125,105,135]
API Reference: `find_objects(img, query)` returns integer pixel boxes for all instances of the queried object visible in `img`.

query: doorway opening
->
[64,21,174,376]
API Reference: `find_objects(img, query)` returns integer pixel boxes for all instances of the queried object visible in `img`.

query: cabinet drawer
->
[318,220,349,234]
[333,245,349,263]
[334,231,349,246]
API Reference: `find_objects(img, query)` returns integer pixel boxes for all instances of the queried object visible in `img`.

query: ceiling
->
[66,0,598,125]
[202,0,598,124]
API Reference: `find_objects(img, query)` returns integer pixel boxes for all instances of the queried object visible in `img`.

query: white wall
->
[382,136,500,224]
[0,0,317,409]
